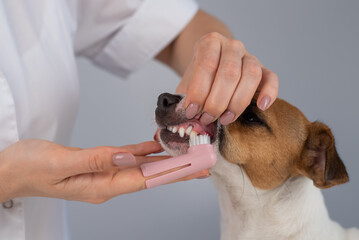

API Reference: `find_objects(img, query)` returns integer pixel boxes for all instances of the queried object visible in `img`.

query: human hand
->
[0,139,208,204]
[176,32,279,125]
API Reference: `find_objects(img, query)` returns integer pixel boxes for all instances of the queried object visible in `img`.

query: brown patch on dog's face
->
[219,98,349,190]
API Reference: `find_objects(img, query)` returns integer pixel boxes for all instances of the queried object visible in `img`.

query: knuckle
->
[201,32,222,42]
[222,60,241,80]
[131,144,141,155]
[267,70,279,83]
[228,39,245,52]
[196,33,221,51]
[245,62,262,79]
[197,54,219,72]
[87,152,105,172]
[194,34,222,72]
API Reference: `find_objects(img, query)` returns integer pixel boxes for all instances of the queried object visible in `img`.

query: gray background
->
[68,0,359,239]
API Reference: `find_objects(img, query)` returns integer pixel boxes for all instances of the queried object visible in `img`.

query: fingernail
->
[186,103,199,119]
[200,112,215,126]
[220,111,235,125]
[198,173,212,179]
[259,96,271,111]
[112,153,136,167]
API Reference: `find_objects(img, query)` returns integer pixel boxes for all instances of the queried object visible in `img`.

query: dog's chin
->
[159,129,191,156]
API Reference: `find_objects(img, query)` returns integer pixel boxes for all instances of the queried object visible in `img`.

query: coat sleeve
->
[74,0,198,78]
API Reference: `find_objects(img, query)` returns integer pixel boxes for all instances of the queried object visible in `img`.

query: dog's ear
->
[298,122,349,189]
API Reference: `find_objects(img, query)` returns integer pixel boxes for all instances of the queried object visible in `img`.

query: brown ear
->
[298,122,349,189]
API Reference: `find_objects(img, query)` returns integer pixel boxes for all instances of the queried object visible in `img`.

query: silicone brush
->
[140,134,217,188]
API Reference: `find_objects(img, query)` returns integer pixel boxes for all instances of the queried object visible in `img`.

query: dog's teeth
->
[172,127,177,133]
[190,131,197,139]
[189,131,198,145]
[179,127,185,137]
[185,125,193,135]
[168,126,173,131]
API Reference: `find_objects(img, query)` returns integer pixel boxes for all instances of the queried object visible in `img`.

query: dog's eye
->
[242,111,261,123]
[236,106,271,132]
[238,109,264,126]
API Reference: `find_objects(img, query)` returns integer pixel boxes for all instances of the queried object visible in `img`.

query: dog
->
[154,93,359,240]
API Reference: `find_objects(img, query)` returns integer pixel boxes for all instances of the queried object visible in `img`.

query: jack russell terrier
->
[154,93,359,240]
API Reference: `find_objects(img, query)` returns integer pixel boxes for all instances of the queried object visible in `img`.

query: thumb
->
[63,141,163,176]
[66,146,136,176]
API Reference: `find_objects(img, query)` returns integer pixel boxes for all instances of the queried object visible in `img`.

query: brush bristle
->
[189,134,210,146]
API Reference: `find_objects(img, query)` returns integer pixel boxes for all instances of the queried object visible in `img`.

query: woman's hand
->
[156,10,279,125]
[0,139,208,204]
[177,31,278,125]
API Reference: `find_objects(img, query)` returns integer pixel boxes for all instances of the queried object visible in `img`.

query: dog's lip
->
[158,119,218,148]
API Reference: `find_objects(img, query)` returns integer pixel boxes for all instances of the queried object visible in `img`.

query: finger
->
[153,128,161,142]
[70,146,128,174]
[134,155,169,166]
[66,146,82,151]
[109,141,165,169]
[256,68,279,111]
[63,142,163,176]
[176,60,194,95]
[107,167,210,199]
[220,54,262,125]
[58,168,147,203]
[145,166,210,185]
[184,32,222,119]
[112,165,208,193]
[120,141,164,156]
[60,164,209,203]
[171,169,210,183]
[200,39,245,125]
[109,168,147,196]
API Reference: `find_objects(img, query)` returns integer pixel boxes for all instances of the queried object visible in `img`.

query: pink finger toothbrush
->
[140,134,217,188]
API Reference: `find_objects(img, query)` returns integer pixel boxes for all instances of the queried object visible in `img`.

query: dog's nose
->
[157,93,181,111]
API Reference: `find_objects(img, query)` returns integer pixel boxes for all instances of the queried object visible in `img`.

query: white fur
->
[211,151,359,240]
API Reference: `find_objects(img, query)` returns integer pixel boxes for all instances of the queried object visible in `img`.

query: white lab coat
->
[0,0,198,239]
